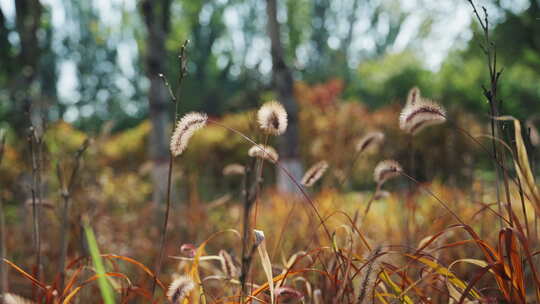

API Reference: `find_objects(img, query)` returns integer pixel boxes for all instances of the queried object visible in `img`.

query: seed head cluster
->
[257,100,288,136]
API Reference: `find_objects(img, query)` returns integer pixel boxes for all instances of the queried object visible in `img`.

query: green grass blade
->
[84,223,115,304]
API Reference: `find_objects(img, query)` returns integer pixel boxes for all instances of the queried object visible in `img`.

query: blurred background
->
[1,0,539,194]
[1,0,538,129]
[1,0,540,298]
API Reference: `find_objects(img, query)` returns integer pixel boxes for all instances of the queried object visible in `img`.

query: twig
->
[467,0,506,229]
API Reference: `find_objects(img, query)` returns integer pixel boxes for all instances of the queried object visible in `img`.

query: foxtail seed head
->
[406,86,421,106]
[222,163,246,176]
[373,160,402,186]
[170,112,208,157]
[356,132,385,153]
[248,145,279,163]
[301,160,329,187]
[167,275,195,304]
[219,250,239,279]
[399,99,446,135]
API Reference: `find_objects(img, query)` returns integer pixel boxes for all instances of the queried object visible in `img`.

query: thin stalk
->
[337,148,364,190]
[249,144,266,296]
[57,139,89,294]
[271,198,296,260]
[362,184,381,219]
[407,134,415,246]
[0,198,5,298]
[239,179,252,302]
[467,0,504,229]
[252,134,268,228]
[58,188,69,292]
[401,172,466,226]
[0,131,6,297]
[28,128,41,291]
[151,40,189,297]
[534,213,538,245]
[152,152,174,295]
[37,134,44,283]
[239,161,260,302]
[515,162,531,239]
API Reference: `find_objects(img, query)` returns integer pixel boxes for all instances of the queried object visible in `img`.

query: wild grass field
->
[2,81,540,303]
[2,1,540,304]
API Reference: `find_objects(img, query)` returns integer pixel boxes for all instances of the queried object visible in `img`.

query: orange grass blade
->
[101,254,166,292]
[500,228,526,302]
[62,272,131,304]
[82,272,131,286]
[189,229,240,304]
[250,268,331,300]
[3,258,47,290]
[62,266,83,296]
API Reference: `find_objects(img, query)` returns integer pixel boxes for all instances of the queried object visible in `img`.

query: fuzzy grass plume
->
[167,275,196,304]
[301,160,329,187]
[357,246,383,304]
[257,100,288,136]
[170,112,208,156]
[399,99,446,135]
[275,286,303,301]
[373,190,390,201]
[406,86,421,106]
[373,160,402,186]
[222,163,246,176]
[3,293,35,304]
[356,132,385,154]
[219,250,239,279]
[248,145,279,163]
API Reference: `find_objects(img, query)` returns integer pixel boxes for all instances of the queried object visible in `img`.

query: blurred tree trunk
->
[14,0,43,134]
[265,0,303,192]
[0,8,12,74]
[140,0,172,206]
[342,0,360,83]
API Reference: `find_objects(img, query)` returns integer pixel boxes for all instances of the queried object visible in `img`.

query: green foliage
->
[355,52,434,107]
